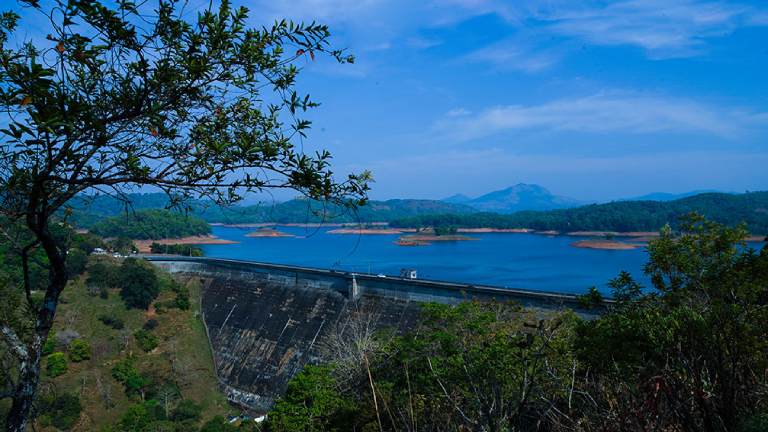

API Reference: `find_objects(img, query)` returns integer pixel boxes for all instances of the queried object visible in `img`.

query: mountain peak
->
[444,184,580,213]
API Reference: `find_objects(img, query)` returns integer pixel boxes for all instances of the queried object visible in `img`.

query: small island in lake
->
[245,227,295,238]
[395,226,478,245]
[328,227,406,234]
[571,239,642,250]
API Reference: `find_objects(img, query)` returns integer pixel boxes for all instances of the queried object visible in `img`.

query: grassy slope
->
[39,258,230,431]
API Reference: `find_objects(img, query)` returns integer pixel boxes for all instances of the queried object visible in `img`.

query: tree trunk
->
[5,222,68,432]
[5,350,41,432]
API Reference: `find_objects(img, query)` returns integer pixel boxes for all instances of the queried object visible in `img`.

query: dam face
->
[149,257,596,411]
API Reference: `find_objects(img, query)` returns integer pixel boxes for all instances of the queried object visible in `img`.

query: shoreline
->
[208,223,767,244]
[398,234,479,242]
[327,228,410,235]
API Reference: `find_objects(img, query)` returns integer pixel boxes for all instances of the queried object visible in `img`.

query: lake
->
[200,226,654,295]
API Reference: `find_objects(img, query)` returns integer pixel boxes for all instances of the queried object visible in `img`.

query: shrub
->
[174,288,191,310]
[134,329,159,352]
[68,339,91,362]
[199,416,238,432]
[66,248,88,276]
[171,399,201,422]
[46,353,68,378]
[118,259,160,309]
[98,314,124,330]
[36,392,82,430]
[42,331,56,356]
[112,358,151,397]
[87,260,120,288]
[143,319,159,331]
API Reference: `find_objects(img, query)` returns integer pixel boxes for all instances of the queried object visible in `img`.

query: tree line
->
[391,192,768,234]
[90,210,211,240]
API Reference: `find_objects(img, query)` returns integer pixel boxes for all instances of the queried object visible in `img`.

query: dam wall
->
[146,256,597,310]
[145,256,603,412]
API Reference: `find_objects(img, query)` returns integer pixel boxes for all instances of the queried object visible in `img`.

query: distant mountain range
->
[444,183,582,213]
[69,193,476,227]
[394,191,768,235]
[624,190,724,202]
[68,186,766,233]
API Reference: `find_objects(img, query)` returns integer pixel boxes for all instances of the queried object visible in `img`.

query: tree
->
[86,260,120,288]
[171,399,201,422]
[65,247,88,275]
[118,258,159,309]
[576,215,768,431]
[108,237,136,255]
[267,365,356,432]
[0,0,368,428]
[199,416,238,432]
[35,392,82,431]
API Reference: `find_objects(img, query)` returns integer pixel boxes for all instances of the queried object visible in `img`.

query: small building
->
[400,268,417,279]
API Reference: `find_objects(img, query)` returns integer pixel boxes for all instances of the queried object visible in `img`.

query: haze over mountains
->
[444,183,582,213]
[69,185,760,229]
[624,190,725,202]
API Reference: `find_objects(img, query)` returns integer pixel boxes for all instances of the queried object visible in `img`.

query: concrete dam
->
[146,256,601,412]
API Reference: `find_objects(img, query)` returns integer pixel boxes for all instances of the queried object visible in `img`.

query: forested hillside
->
[69,193,476,226]
[89,209,211,240]
[391,192,768,234]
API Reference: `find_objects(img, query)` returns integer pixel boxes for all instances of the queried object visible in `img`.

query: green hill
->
[391,192,768,234]
[89,209,211,240]
[69,193,477,227]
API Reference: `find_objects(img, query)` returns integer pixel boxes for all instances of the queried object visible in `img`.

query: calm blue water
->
[200,226,653,295]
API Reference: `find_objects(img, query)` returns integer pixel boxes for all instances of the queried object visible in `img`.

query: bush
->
[149,242,203,256]
[143,319,159,331]
[171,399,201,422]
[134,329,159,352]
[112,358,151,397]
[118,258,160,309]
[68,339,91,362]
[42,331,56,356]
[174,286,191,310]
[109,236,137,255]
[199,416,238,432]
[66,248,88,275]
[46,352,68,378]
[71,232,104,254]
[117,402,152,431]
[36,392,82,430]
[98,314,124,330]
[87,260,120,288]
[99,286,109,299]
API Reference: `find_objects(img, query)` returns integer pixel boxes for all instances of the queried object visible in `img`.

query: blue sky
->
[12,0,768,201]
[247,0,768,201]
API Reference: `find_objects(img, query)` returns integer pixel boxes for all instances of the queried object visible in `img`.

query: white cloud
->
[406,36,443,49]
[433,92,768,142]
[441,0,767,59]
[463,40,560,72]
[542,0,753,58]
[446,108,472,117]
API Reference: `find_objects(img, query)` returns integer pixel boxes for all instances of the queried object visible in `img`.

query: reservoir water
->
[201,226,654,295]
